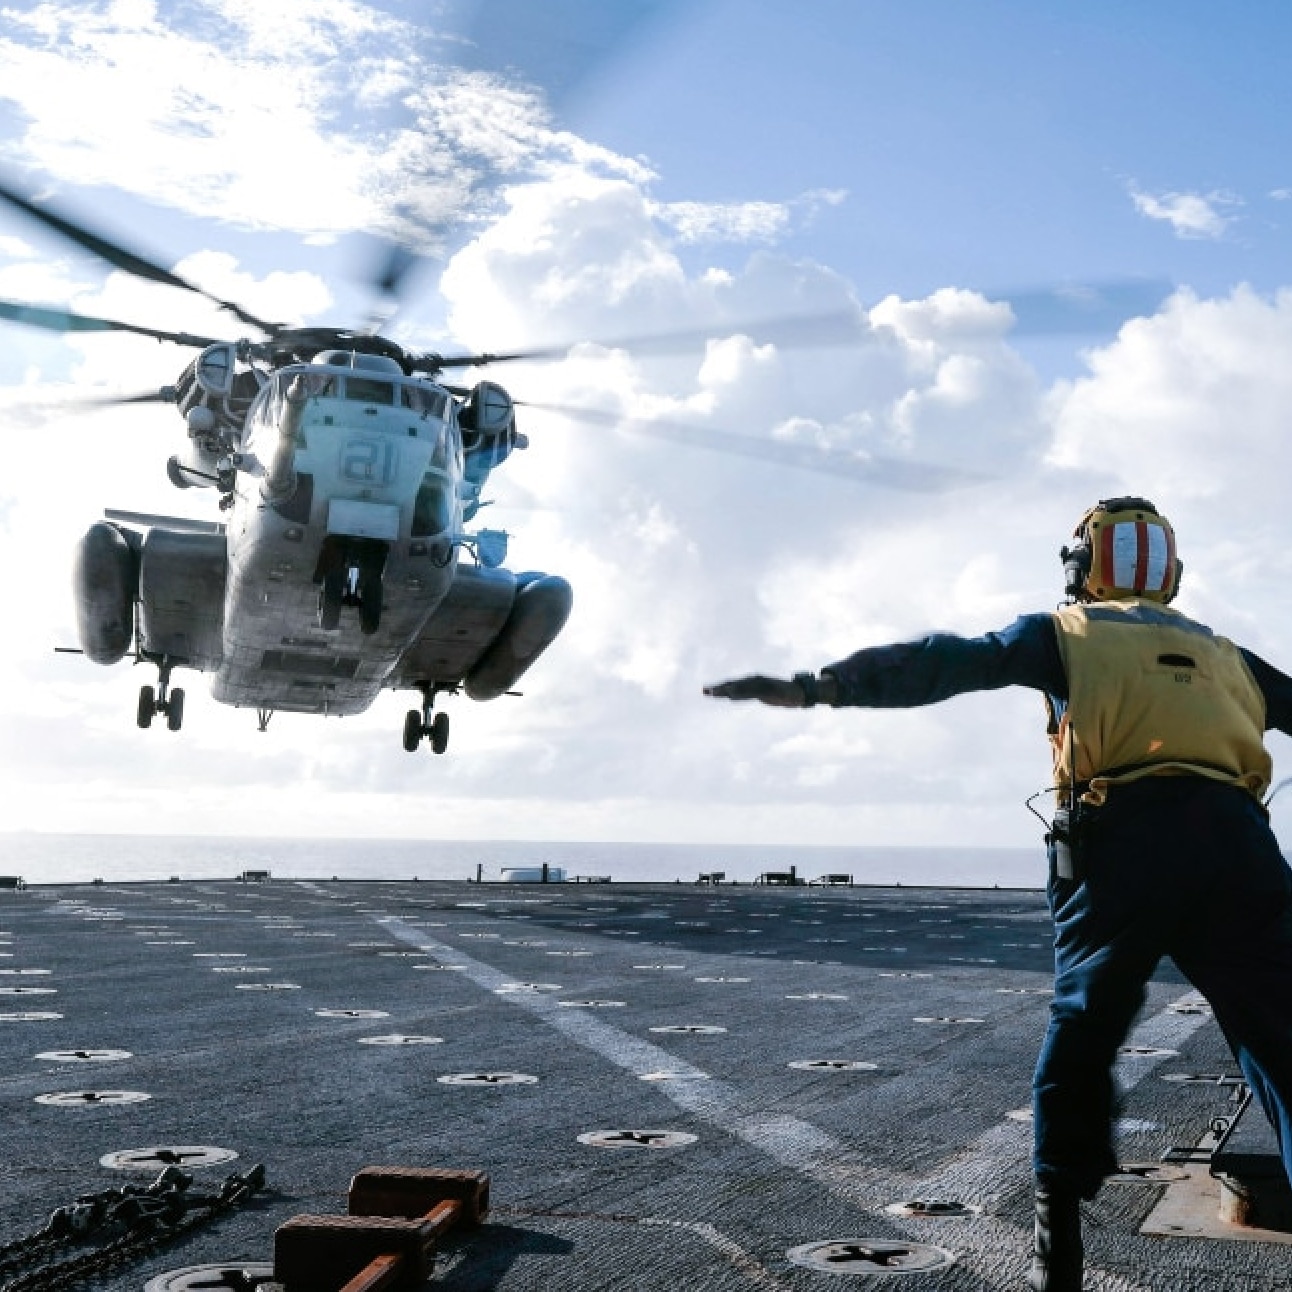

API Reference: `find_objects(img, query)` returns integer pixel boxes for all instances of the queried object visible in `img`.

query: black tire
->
[359,576,383,636]
[402,710,423,753]
[318,570,345,630]
[137,685,155,729]
[430,711,450,755]
[166,688,185,732]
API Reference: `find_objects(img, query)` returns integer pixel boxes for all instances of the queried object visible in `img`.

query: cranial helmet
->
[1060,496,1182,604]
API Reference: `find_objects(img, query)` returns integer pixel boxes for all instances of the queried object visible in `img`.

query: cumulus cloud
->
[1129,185,1241,240]
[652,188,848,246]
[0,0,650,247]
[5,4,1292,850]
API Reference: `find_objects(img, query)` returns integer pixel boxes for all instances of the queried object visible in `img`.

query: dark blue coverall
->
[823,613,1292,1199]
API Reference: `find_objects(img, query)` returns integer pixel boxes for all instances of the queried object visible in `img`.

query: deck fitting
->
[436,1072,538,1086]
[884,1200,977,1218]
[101,1145,240,1170]
[577,1130,698,1149]
[143,1262,274,1291]
[786,1239,956,1275]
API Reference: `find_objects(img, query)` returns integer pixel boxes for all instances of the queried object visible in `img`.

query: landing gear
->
[402,709,423,753]
[318,569,345,631]
[166,688,185,732]
[137,659,185,732]
[137,685,155,729]
[402,687,450,755]
[358,571,383,637]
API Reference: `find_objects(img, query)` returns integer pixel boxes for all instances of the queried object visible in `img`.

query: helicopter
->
[0,178,1168,757]
[1,180,574,755]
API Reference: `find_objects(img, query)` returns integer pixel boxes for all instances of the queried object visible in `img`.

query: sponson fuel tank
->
[73,522,139,665]
[465,573,573,701]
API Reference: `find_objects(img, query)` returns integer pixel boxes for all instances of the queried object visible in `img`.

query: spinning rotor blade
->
[76,388,176,408]
[997,278,1173,335]
[0,298,224,348]
[524,401,989,494]
[428,278,1171,372]
[0,178,282,334]
[428,310,868,370]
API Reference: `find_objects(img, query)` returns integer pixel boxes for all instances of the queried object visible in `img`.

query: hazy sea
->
[0,833,1042,890]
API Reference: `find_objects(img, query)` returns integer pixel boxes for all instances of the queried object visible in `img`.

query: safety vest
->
[1048,600,1270,806]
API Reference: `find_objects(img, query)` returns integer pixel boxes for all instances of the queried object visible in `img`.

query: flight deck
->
[0,878,1285,1291]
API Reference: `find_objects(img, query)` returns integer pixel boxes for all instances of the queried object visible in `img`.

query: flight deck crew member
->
[705,497,1292,1292]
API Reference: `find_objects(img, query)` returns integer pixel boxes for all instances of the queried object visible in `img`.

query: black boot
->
[1029,1186,1083,1291]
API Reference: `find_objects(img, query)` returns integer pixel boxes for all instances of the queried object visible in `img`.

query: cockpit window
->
[402,385,449,418]
[412,473,454,537]
[296,373,336,398]
[345,377,395,406]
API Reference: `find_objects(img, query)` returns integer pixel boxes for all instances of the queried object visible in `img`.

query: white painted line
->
[383,918,1217,1291]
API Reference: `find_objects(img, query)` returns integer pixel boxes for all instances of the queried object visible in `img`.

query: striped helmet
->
[1064,497,1181,603]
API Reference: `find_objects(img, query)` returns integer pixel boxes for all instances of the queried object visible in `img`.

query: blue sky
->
[3,0,1292,857]
[571,1,1292,303]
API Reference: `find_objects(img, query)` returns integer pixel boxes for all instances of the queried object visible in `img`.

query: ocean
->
[0,833,1043,889]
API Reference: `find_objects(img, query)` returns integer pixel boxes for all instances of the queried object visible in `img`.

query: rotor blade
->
[427,278,1171,371]
[0,298,223,348]
[76,388,177,408]
[523,401,989,494]
[994,278,1173,334]
[450,0,687,114]
[0,178,283,334]
[429,310,869,369]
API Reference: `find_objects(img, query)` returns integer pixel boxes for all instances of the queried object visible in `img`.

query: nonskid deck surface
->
[0,879,1280,1290]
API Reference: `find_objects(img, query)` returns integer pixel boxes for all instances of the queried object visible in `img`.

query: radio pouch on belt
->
[1048,807,1083,881]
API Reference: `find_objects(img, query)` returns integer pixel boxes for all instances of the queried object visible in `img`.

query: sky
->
[3,0,1292,858]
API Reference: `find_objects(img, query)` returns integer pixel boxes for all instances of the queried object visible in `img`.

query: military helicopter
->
[1,180,577,755]
[0,178,1168,756]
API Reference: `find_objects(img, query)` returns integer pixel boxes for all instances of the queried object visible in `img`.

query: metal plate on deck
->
[577,1130,698,1150]
[786,1240,956,1275]
[436,1072,538,1086]
[790,1059,879,1072]
[35,1049,132,1062]
[143,1262,275,1291]
[101,1145,240,1170]
[357,1034,444,1045]
[35,1090,150,1105]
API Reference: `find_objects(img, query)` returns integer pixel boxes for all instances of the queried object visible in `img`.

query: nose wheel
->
[137,660,185,732]
[403,689,450,754]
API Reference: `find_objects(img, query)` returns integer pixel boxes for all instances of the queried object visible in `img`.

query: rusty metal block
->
[348,1166,490,1226]
[274,1213,433,1291]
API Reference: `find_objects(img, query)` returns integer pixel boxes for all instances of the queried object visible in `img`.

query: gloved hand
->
[703,676,808,707]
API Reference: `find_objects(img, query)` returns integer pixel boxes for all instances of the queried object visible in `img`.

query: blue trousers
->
[1033,777,1292,1198]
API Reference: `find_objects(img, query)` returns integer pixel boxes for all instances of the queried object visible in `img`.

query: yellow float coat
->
[1049,600,1270,805]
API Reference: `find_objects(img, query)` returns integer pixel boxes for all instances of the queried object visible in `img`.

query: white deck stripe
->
[382,918,1218,1289]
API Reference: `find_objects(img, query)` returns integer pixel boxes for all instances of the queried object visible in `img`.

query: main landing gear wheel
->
[137,685,155,729]
[402,691,450,755]
[137,660,185,732]
[430,711,449,755]
[403,710,423,753]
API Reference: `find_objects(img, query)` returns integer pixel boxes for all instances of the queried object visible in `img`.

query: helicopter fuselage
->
[73,346,573,746]
[213,356,462,715]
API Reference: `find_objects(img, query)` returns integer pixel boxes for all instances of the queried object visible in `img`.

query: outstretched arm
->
[704,614,1065,709]
[1241,649,1292,735]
